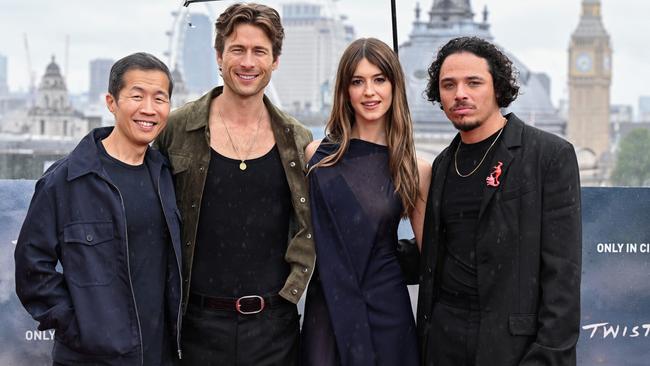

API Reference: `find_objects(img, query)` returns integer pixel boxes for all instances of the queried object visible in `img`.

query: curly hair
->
[426,36,519,108]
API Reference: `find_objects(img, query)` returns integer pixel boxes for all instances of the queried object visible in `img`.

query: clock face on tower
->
[576,52,593,73]
[603,55,611,71]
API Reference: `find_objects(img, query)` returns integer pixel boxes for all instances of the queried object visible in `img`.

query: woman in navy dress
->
[301,38,431,366]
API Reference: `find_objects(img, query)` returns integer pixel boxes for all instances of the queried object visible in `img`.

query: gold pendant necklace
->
[454,121,506,178]
[219,109,263,171]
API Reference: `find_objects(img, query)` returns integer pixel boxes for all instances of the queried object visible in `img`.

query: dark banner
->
[1,181,648,364]
[578,188,650,365]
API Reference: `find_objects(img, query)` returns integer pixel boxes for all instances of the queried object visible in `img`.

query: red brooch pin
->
[486,161,503,187]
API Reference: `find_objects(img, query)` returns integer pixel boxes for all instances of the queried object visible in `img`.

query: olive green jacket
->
[154,86,315,313]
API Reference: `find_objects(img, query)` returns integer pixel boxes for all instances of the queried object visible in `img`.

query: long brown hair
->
[310,38,419,217]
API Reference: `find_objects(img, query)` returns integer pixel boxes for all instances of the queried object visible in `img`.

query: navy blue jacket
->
[14,127,183,365]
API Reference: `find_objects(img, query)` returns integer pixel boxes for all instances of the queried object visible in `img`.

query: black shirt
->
[98,140,172,365]
[440,129,501,301]
[192,145,292,297]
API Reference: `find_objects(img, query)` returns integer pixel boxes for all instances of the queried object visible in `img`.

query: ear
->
[271,55,280,71]
[216,50,223,69]
[105,93,117,114]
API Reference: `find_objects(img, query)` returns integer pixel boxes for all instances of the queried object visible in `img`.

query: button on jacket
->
[14,127,183,366]
[154,86,315,312]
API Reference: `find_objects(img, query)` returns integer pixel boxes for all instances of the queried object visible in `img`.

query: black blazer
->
[417,113,582,366]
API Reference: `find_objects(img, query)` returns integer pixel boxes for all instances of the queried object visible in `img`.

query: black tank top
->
[191,145,292,297]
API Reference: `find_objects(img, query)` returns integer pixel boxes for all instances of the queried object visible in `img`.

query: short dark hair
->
[426,37,519,108]
[214,3,284,60]
[108,52,173,100]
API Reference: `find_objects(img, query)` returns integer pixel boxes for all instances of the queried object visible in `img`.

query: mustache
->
[450,102,475,111]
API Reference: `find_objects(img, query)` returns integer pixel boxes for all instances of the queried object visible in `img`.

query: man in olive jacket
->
[413,37,582,366]
[154,3,314,365]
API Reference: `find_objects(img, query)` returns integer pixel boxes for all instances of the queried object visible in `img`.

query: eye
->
[131,95,143,101]
[255,49,267,55]
[350,79,363,86]
[156,96,169,103]
[441,83,454,90]
[374,76,387,84]
[468,80,482,87]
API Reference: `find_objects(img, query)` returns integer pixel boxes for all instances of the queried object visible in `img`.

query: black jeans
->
[180,300,300,366]
[426,300,480,366]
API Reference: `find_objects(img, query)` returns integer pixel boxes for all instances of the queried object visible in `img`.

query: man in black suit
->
[416,37,582,365]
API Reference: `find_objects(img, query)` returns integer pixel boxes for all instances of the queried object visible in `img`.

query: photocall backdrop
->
[1,180,648,364]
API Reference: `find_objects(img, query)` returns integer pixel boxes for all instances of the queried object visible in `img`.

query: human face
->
[105,69,170,148]
[438,52,501,132]
[348,58,393,126]
[218,23,278,99]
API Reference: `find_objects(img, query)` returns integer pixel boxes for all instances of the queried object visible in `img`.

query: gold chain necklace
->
[454,122,506,178]
[219,109,263,171]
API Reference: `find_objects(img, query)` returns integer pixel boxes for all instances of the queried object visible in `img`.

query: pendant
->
[239,161,247,171]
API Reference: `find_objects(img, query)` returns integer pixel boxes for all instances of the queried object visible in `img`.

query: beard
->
[451,118,481,132]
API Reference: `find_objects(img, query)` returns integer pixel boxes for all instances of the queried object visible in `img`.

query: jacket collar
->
[429,112,525,221]
[477,112,524,219]
[185,86,295,134]
[500,112,524,150]
[67,126,166,181]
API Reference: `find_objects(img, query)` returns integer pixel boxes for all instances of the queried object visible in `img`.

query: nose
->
[454,84,468,100]
[240,50,255,68]
[140,96,156,115]
[363,82,375,96]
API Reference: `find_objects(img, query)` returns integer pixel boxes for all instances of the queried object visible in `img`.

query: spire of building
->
[39,55,67,93]
[44,55,63,78]
[428,0,474,23]
[567,0,612,166]
[573,0,608,38]
[34,54,69,111]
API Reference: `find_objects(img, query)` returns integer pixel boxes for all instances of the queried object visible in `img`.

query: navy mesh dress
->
[301,139,419,366]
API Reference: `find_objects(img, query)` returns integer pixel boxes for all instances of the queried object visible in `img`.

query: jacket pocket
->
[168,152,191,175]
[62,221,116,287]
[509,313,538,336]
[501,182,536,201]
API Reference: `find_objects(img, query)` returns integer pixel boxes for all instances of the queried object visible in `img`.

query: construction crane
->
[23,33,36,103]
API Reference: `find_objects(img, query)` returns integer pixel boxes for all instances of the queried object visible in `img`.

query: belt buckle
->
[236,295,265,315]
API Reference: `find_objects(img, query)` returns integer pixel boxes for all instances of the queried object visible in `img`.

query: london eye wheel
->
[164,2,216,76]
[163,0,344,106]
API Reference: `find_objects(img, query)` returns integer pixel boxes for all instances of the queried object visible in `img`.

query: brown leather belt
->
[189,292,287,314]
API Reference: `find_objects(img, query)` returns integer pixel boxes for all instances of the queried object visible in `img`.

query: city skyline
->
[0,0,648,112]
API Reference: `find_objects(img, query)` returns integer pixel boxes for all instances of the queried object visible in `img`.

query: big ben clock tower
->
[568,0,612,160]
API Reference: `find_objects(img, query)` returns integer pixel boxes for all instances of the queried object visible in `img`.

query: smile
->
[361,101,381,108]
[237,73,259,81]
[135,120,157,128]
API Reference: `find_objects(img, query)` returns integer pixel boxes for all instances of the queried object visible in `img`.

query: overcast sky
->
[0,0,647,112]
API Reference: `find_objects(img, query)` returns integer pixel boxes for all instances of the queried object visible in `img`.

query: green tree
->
[611,128,650,186]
